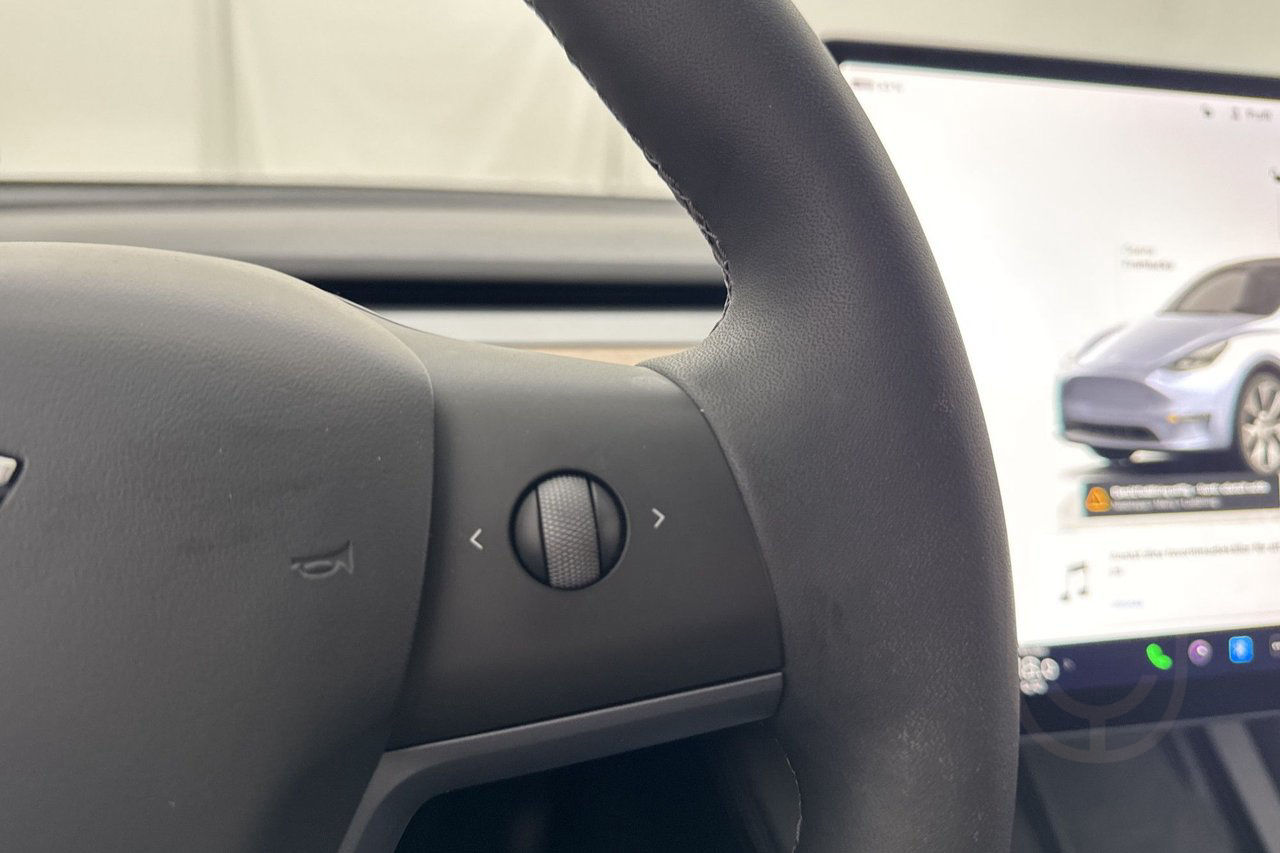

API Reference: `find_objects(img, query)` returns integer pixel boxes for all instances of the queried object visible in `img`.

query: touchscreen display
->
[838,51,1280,724]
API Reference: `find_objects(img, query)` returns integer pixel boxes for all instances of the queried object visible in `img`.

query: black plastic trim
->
[339,673,782,853]
[0,183,721,286]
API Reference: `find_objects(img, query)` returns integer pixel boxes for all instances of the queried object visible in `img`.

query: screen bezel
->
[828,40,1280,731]
[828,40,1280,99]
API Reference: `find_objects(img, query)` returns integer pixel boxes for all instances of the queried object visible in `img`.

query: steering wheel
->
[0,0,1017,850]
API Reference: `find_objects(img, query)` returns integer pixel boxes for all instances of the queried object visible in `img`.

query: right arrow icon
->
[651,508,666,529]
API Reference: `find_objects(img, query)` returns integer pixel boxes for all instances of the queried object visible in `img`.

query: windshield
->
[1,2,1276,195]
[1166,265,1280,315]
[0,1,667,196]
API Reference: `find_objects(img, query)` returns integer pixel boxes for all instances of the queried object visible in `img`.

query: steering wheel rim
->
[0,1,1017,851]
[530,0,1019,847]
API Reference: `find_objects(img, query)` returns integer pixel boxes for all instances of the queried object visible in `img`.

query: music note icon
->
[1060,562,1089,601]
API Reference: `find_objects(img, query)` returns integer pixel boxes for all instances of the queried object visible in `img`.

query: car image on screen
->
[1059,259,1280,475]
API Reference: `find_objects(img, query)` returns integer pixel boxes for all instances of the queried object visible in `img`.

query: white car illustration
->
[1059,259,1280,474]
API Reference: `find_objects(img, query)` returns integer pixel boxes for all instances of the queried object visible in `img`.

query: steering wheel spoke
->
[380,326,783,746]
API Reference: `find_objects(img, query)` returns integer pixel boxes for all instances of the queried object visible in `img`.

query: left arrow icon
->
[469,529,484,551]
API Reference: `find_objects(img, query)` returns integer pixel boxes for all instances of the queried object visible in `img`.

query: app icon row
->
[1174,634,1280,668]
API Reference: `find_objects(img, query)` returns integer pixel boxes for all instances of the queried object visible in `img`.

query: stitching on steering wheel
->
[523,1,736,321]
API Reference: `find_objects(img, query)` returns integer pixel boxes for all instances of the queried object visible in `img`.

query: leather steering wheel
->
[0,0,1018,850]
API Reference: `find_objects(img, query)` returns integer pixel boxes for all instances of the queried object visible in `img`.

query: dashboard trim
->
[338,673,782,853]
